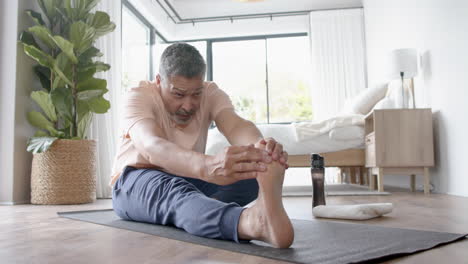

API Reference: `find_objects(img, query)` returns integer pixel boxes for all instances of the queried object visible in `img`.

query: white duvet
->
[205,114,365,156]
[293,114,365,141]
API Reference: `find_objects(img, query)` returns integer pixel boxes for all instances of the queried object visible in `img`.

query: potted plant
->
[19,0,115,204]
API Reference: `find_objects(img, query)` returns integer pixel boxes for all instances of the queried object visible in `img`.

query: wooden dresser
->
[365,109,434,194]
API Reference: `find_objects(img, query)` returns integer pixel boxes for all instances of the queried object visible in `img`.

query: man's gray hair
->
[159,42,206,81]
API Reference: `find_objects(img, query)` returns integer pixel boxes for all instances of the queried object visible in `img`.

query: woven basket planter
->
[31,139,97,205]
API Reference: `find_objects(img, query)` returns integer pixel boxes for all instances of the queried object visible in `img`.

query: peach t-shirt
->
[109,80,234,187]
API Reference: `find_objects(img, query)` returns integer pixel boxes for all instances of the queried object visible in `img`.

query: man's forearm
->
[225,119,263,146]
[139,138,207,180]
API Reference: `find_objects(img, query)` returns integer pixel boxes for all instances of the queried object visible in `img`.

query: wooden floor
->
[1,187,467,264]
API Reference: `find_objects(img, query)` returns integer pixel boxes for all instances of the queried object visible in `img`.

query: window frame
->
[122,0,309,124]
[122,0,157,80]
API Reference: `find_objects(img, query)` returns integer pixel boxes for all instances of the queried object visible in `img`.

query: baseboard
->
[0,200,30,205]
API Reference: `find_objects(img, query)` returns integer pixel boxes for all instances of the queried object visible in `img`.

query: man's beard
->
[170,109,196,125]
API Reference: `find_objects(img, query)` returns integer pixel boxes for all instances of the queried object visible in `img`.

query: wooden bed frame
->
[287,148,367,185]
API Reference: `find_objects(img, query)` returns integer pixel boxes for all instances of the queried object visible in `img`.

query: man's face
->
[158,74,204,126]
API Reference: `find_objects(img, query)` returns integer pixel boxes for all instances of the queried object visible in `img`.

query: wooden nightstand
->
[365,109,434,194]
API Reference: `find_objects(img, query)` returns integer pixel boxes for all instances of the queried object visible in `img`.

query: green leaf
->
[77,89,107,100]
[26,10,45,26]
[55,6,71,24]
[52,66,72,86]
[86,96,110,114]
[22,44,54,68]
[31,91,57,122]
[38,0,59,22]
[69,21,95,55]
[27,111,60,136]
[77,77,107,92]
[79,61,110,75]
[23,46,71,89]
[77,111,93,138]
[94,61,110,72]
[27,136,58,154]
[52,36,78,64]
[73,0,94,19]
[77,68,96,82]
[51,87,73,122]
[19,31,40,49]
[76,78,108,110]
[28,25,56,49]
[57,121,71,138]
[79,46,102,62]
[63,0,75,20]
[52,76,63,91]
[83,0,99,13]
[24,49,72,88]
[34,130,49,137]
[87,11,116,38]
[77,100,90,123]
[34,65,51,91]
[52,52,73,87]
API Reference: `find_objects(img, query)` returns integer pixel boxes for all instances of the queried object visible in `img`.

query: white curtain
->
[308,9,367,121]
[89,0,123,198]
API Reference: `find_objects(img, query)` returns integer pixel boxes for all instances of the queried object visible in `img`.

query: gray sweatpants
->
[112,166,259,243]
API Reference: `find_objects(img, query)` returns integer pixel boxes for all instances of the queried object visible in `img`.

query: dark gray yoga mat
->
[58,209,466,264]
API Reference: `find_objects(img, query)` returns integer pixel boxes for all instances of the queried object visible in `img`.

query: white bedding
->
[329,125,365,141]
[293,114,365,141]
[206,121,365,156]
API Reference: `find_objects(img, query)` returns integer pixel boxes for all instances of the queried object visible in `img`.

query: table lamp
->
[390,48,418,108]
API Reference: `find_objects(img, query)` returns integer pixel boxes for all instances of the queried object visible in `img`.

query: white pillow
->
[372,97,395,110]
[342,83,388,115]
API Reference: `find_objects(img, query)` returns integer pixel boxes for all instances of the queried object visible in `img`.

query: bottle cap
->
[311,154,324,168]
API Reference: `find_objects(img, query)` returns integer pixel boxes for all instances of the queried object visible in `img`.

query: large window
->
[122,9,206,91]
[213,40,267,123]
[122,5,152,92]
[213,36,312,123]
[266,37,312,123]
[120,3,321,188]
[122,5,311,124]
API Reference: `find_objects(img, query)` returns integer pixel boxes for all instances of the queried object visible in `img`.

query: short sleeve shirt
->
[109,81,233,186]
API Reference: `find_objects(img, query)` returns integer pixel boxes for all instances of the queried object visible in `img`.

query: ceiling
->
[155,0,363,22]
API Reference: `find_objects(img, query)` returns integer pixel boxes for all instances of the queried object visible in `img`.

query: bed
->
[205,115,367,184]
[206,82,392,185]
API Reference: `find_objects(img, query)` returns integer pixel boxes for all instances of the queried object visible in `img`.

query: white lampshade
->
[390,48,418,79]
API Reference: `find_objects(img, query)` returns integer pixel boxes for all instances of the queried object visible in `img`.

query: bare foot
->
[237,147,294,248]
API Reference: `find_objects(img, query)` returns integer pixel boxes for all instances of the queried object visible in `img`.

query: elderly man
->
[111,43,294,248]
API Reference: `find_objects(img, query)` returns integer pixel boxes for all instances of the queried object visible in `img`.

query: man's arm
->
[129,118,270,185]
[215,109,288,166]
[214,108,263,146]
[129,119,205,178]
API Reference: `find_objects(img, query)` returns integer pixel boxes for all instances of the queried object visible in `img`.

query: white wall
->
[0,0,39,204]
[127,0,176,40]
[0,0,19,204]
[363,0,468,196]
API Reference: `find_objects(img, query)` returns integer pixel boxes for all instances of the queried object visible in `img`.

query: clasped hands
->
[203,138,289,185]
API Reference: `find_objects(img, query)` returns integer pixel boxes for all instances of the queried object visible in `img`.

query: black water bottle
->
[311,154,326,207]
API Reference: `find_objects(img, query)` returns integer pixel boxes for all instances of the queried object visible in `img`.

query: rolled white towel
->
[312,203,393,220]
